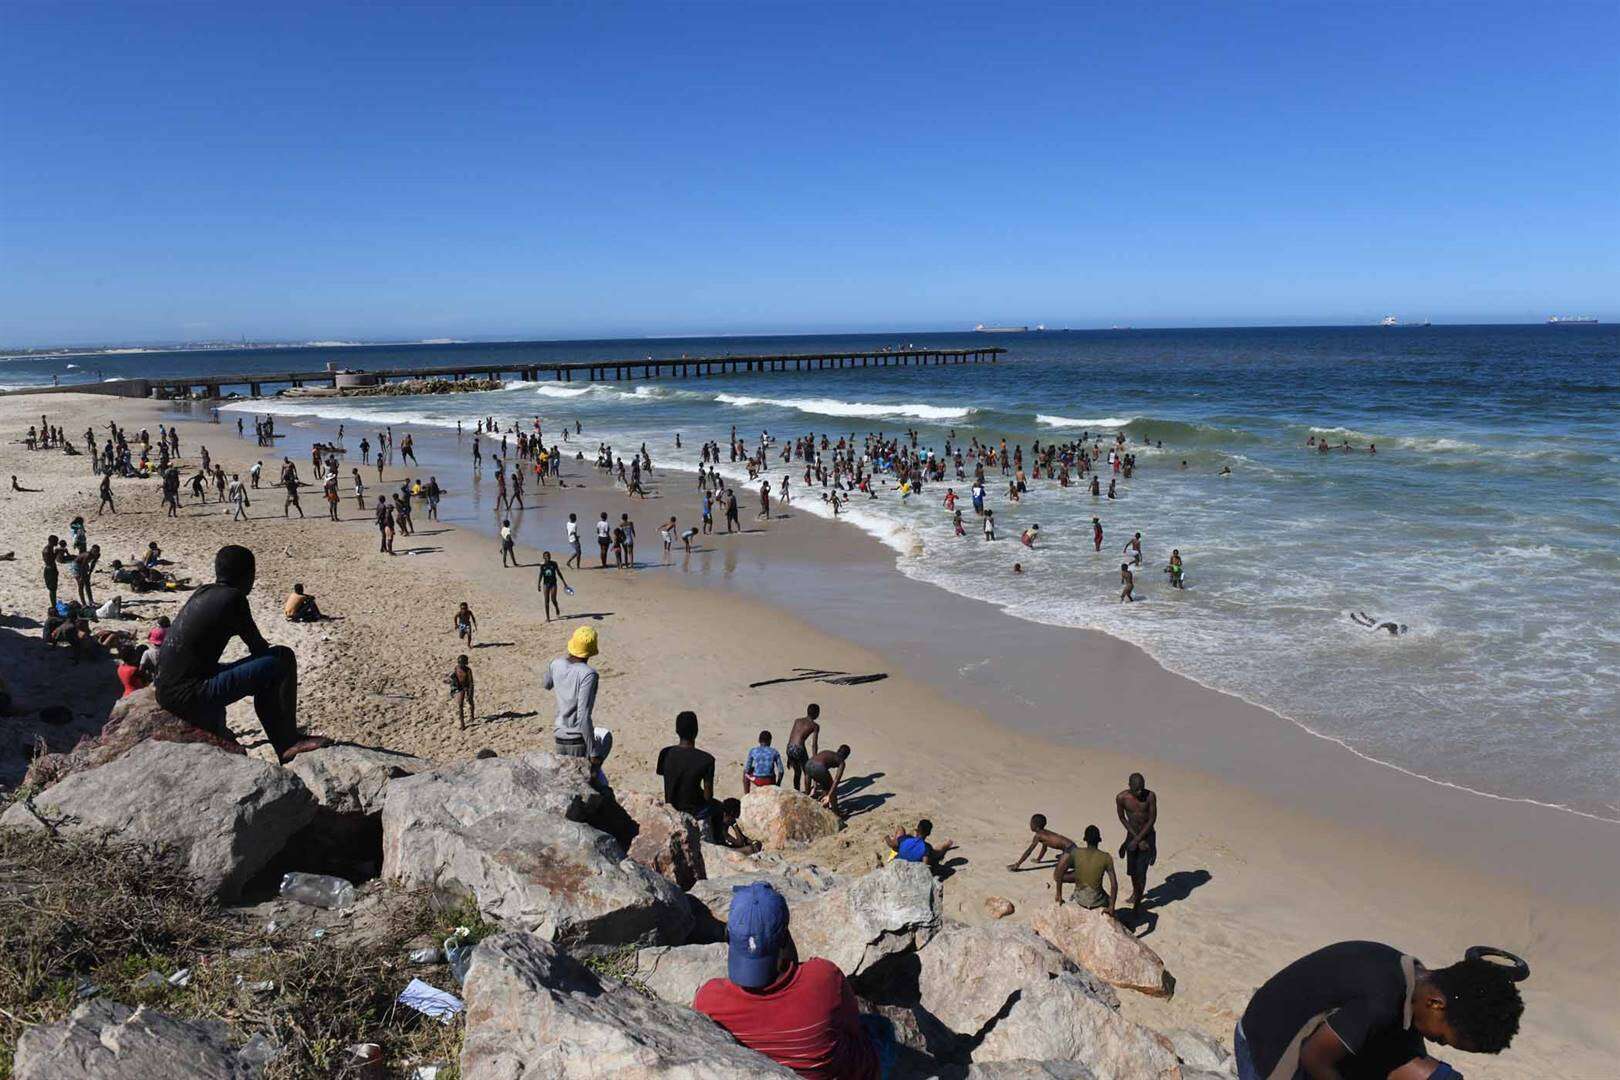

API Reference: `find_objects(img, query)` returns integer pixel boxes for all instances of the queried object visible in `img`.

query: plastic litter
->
[408,947,443,965]
[167,967,192,987]
[397,978,463,1022]
[279,871,357,909]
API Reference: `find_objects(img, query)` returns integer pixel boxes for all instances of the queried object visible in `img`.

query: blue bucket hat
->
[727,882,790,989]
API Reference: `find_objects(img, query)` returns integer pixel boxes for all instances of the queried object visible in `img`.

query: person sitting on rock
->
[805,744,850,816]
[1054,825,1117,912]
[1236,942,1526,1080]
[889,819,956,872]
[283,583,322,622]
[743,729,783,792]
[115,644,151,697]
[693,881,886,1079]
[154,544,326,763]
[656,709,715,823]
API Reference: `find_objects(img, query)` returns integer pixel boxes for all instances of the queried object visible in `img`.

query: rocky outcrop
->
[617,791,706,891]
[633,942,729,1005]
[687,865,844,927]
[22,688,244,790]
[967,1064,1098,1080]
[914,923,1116,1038]
[973,972,1181,1080]
[984,896,1016,919]
[1031,904,1176,998]
[2,741,315,899]
[12,999,262,1079]
[459,932,795,1078]
[1166,1029,1237,1078]
[793,860,941,977]
[287,744,428,817]
[382,753,692,946]
[737,785,841,849]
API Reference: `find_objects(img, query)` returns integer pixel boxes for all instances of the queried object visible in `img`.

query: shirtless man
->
[805,744,851,816]
[1092,516,1103,552]
[1123,531,1143,566]
[784,703,821,792]
[1119,563,1135,603]
[1008,813,1076,871]
[449,654,475,729]
[1115,773,1158,915]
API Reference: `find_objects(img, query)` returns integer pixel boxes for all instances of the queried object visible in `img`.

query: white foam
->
[714,394,974,421]
[1036,414,1135,428]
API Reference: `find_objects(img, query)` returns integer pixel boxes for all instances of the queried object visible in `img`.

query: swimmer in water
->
[1021,524,1039,548]
[1165,549,1184,589]
[1351,611,1406,636]
[1120,563,1135,603]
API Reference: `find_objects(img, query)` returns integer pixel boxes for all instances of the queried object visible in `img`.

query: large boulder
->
[1,740,315,899]
[915,922,1117,1037]
[13,999,261,1079]
[287,744,429,817]
[382,753,692,946]
[967,1064,1098,1080]
[737,786,841,849]
[972,973,1181,1080]
[633,942,729,1005]
[617,791,706,891]
[23,687,245,790]
[793,860,940,977]
[459,931,796,1078]
[1030,904,1175,998]
[1166,1029,1236,1078]
[699,841,788,876]
[688,865,844,926]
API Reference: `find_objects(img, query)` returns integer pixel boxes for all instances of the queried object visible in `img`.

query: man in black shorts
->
[805,744,850,816]
[1236,941,1523,1080]
[784,703,821,792]
[1115,772,1157,915]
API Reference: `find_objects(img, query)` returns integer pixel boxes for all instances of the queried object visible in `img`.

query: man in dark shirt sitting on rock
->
[155,544,323,763]
[656,709,715,831]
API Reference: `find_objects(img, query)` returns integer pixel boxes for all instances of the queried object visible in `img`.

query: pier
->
[9,347,1003,399]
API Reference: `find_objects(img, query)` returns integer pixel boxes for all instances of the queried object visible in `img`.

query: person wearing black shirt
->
[155,545,315,762]
[1236,941,1524,1080]
[656,710,715,823]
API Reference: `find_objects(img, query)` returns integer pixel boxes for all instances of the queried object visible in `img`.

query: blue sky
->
[2,2,1616,345]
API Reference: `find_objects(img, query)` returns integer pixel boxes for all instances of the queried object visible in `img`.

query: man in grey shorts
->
[784,703,820,792]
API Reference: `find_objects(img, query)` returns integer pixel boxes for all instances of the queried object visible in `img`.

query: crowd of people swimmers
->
[12,408,1514,1080]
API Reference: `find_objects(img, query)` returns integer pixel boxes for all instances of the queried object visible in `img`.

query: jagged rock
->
[633,942,729,1005]
[915,922,1117,1037]
[382,753,691,946]
[13,999,261,1079]
[737,785,841,849]
[22,687,244,790]
[984,896,1016,919]
[972,973,1181,1080]
[287,744,429,817]
[1030,904,1175,998]
[617,791,706,890]
[688,866,844,926]
[793,860,940,977]
[700,840,789,875]
[966,1064,1098,1080]
[1,741,315,899]
[1166,1029,1235,1076]
[459,931,795,1078]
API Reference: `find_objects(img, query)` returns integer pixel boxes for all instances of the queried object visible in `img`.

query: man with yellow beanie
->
[544,625,601,768]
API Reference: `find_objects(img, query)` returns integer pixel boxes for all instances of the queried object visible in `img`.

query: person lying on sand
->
[1008,813,1076,871]
[890,819,955,871]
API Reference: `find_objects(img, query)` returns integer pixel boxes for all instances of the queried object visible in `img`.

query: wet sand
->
[2,392,1616,1075]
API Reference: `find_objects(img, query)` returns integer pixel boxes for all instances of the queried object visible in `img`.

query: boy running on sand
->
[449,654,475,729]
[453,601,477,648]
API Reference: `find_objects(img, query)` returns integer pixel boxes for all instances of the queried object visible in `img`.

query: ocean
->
[13,326,1617,819]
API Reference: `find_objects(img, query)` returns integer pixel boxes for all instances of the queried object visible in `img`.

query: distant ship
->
[1547,315,1598,324]
[1380,316,1431,327]
[974,324,1045,333]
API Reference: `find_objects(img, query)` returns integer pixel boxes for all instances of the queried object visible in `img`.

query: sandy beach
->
[3,391,1616,1077]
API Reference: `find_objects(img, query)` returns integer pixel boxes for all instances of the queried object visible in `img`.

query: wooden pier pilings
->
[10,347,1004,399]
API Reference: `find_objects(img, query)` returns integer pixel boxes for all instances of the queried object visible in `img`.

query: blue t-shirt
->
[746,745,782,780]
[895,835,930,863]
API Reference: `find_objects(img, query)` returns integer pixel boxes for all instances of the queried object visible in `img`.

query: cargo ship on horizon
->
[1546,315,1598,324]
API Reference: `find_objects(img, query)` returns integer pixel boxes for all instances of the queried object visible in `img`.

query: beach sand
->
[2,392,1616,1076]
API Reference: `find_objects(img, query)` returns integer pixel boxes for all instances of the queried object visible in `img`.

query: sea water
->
[40,326,1612,819]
